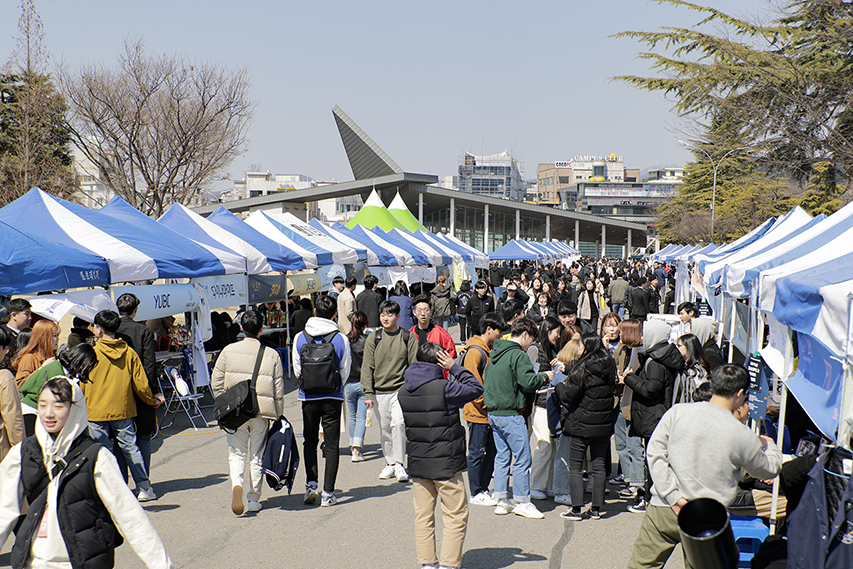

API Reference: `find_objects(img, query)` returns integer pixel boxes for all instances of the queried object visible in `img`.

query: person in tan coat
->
[211,309,285,516]
[337,277,357,335]
[0,327,24,462]
[83,310,163,502]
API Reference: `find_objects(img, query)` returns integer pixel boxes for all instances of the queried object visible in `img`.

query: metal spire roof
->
[332,105,403,180]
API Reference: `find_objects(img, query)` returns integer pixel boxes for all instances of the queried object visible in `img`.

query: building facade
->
[457,151,524,200]
[536,154,640,209]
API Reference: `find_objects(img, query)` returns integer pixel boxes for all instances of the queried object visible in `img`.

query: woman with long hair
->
[0,376,173,567]
[344,311,370,462]
[14,320,60,387]
[527,277,543,310]
[526,317,563,500]
[577,279,602,336]
[19,343,98,437]
[526,292,555,324]
[673,333,711,404]
[612,318,646,502]
[0,327,24,462]
[556,334,618,520]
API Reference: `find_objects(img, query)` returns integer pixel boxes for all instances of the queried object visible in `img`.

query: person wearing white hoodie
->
[293,295,352,507]
[0,375,173,568]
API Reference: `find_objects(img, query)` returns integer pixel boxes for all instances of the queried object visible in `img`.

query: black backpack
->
[299,332,341,395]
[456,344,488,377]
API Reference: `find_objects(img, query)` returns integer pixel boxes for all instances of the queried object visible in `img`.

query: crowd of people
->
[0,256,823,568]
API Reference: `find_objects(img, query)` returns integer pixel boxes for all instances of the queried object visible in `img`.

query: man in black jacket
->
[399,342,483,569]
[356,274,382,329]
[467,281,495,337]
[115,293,161,473]
[629,277,651,321]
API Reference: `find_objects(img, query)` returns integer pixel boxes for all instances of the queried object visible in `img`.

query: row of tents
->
[652,203,853,443]
[0,188,578,297]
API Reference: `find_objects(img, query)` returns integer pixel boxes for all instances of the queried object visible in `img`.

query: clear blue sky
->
[1,0,772,186]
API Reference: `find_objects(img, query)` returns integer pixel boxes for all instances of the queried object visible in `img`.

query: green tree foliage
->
[799,160,844,216]
[0,1,76,205]
[614,0,853,183]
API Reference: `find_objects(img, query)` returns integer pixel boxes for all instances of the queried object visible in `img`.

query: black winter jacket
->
[555,356,618,439]
[467,294,495,335]
[623,341,683,438]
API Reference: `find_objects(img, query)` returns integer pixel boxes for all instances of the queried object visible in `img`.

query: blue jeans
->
[489,414,532,502]
[344,381,367,448]
[433,317,453,332]
[89,418,150,489]
[467,422,496,496]
[551,433,572,497]
[611,302,625,319]
[614,413,645,486]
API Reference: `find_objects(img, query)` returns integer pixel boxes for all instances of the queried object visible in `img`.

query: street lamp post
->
[678,141,749,243]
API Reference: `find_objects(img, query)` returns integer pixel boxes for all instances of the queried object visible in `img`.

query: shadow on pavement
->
[335,480,411,505]
[462,547,548,568]
[142,504,181,513]
[157,473,228,495]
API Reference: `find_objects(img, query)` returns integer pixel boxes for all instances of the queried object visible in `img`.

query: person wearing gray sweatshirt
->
[626,364,783,569]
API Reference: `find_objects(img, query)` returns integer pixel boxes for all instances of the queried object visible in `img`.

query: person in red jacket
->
[410,294,457,365]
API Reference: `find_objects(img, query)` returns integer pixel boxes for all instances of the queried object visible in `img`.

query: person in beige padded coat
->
[211,309,285,516]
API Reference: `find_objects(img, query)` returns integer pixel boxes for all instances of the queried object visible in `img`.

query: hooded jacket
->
[430,285,458,319]
[556,355,618,439]
[83,338,157,422]
[466,293,495,335]
[292,317,352,401]
[0,378,173,569]
[483,339,546,416]
[461,335,492,424]
[623,320,683,438]
[399,362,482,481]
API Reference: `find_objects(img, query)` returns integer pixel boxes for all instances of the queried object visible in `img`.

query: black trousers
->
[302,399,342,494]
[458,316,468,342]
[568,435,609,509]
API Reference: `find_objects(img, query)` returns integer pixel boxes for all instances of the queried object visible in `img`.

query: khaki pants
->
[627,504,693,569]
[412,472,469,568]
[226,416,269,502]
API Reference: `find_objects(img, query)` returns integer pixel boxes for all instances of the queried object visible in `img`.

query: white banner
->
[29,290,116,323]
[113,284,200,321]
[191,274,247,310]
[318,264,347,291]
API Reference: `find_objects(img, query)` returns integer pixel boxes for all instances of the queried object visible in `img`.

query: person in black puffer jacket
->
[555,333,618,520]
[621,319,684,510]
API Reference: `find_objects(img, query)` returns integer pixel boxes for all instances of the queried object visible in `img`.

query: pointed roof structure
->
[333,105,403,180]
[345,189,408,231]
[388,192,427,232]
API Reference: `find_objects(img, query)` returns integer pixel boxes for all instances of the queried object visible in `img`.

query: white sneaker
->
[394,463,409,482]
[246,500,262,512]
[554,494,572,505]
[530,489,548,500]
[619,486,639,498]
[494,500,514,515]
[469,492,498,506]
[304,483,319,504]
[137,487,157,502]
[379,464,396,479]
[513,501,545,519]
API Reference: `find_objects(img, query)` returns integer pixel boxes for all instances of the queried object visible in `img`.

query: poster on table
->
[191,274,247,310]
[112,284,200,321]
[745,353,772,421]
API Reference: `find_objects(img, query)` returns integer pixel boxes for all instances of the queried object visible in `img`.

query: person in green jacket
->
[19,343,98,436]
[483,318,553,520]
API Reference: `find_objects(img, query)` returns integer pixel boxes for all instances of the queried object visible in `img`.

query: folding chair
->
[160,365,209,431]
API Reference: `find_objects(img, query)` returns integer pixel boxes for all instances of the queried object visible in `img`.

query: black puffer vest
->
[399,378,467,480]
[13,434,123,569]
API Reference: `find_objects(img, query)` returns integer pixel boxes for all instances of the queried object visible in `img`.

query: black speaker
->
[677,498,739,569]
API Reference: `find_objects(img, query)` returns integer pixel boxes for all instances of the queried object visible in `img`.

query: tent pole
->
[769,381,788,535]
[285,272,292,381]
[728,297,737,364]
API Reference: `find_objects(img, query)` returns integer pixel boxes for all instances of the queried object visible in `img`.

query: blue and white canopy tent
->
[205,207,309,272]
[100,198,246,276]
[370,227,439,266]
[0,188,225,282]
[241,212,324,269]
[489,239,546,261]
[0,220,110,294]
[265,212,359,265]
[434,233,489,268]
[308,219,379,265]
